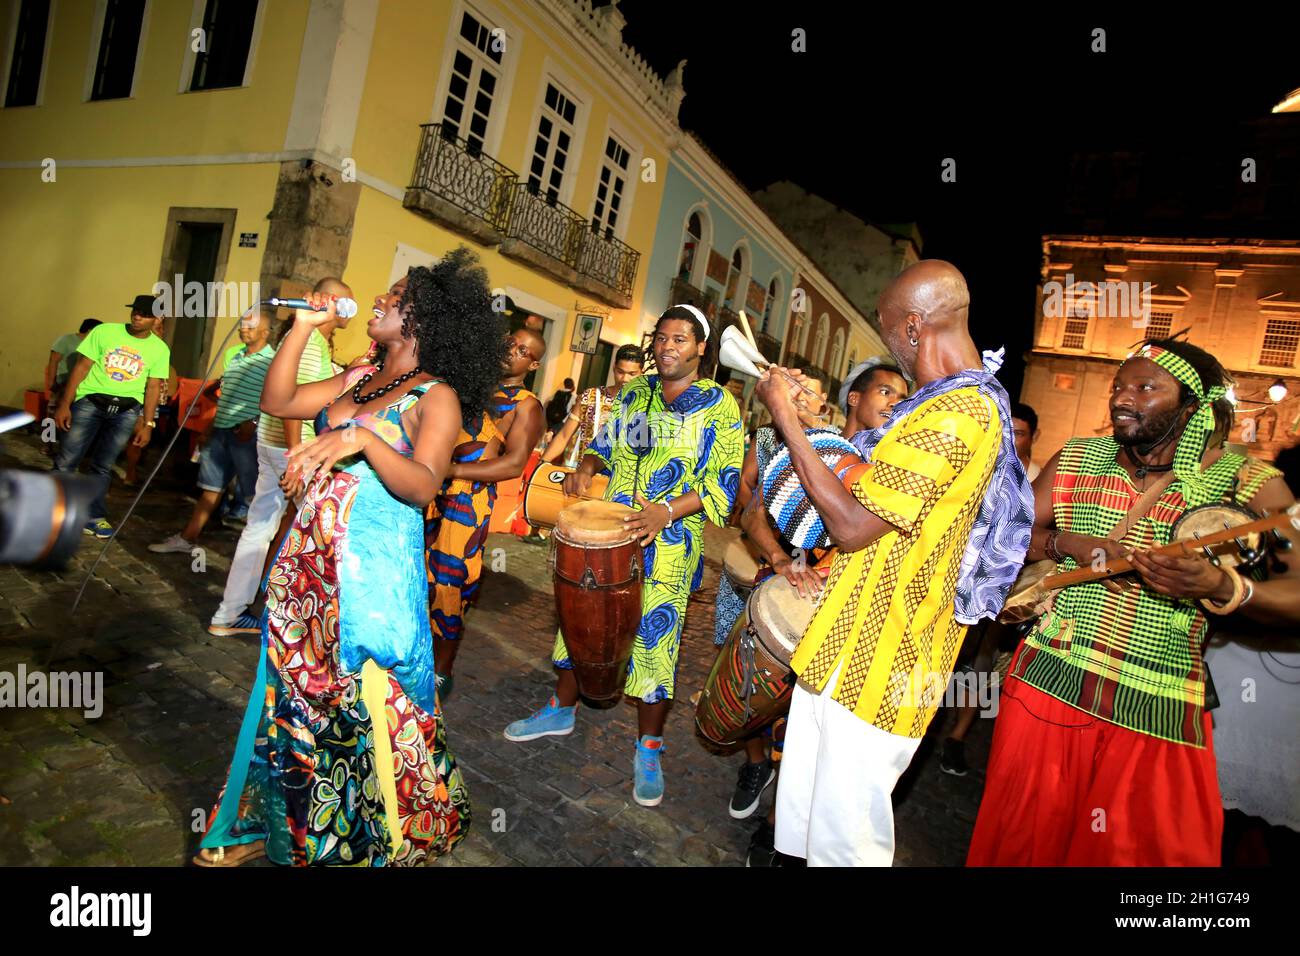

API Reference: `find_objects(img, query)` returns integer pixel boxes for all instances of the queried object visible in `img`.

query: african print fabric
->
[201,378,470,865]
[792,386,1000,736]
[552,374,744,702]
[426,385,536,641]
[564,385,619,467]
[1010,438,1280,747]
[850,352,1032,625]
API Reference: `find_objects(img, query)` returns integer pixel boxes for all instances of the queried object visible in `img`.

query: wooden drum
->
[523,465,611,530]
[695,576,818,746]
[551,500,643,702]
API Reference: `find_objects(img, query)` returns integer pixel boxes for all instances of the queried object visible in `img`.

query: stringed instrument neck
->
[1043,505,1299,591]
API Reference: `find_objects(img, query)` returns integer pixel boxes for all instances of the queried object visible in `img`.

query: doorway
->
[168,224,223,377]
[578,340,614,393]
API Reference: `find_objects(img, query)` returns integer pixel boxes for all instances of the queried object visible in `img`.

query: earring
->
[909,336,918,347]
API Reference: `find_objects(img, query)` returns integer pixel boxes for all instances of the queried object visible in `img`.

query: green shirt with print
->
[74,323,171,402]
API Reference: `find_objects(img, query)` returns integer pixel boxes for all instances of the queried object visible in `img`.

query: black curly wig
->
[389,246,508,427]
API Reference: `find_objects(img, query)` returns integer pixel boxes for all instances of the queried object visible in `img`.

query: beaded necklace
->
[351,363,423,406]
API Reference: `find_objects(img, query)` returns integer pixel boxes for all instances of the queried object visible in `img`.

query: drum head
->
[556,500,638,545]
[998,559,1056,624]
[723,538,761,586]
[1172,502,1263,569]
[749,576,819,665]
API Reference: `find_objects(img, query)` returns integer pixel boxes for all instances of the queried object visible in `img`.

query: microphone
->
[264,296,358,319]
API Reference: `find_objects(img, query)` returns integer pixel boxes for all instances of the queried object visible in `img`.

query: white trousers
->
[212,441,291,625]
[774,663,922,866]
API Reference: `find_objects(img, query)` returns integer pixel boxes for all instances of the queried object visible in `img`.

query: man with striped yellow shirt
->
[754,260,1031,865]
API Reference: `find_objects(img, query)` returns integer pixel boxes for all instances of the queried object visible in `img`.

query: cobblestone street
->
[0,431,991,866]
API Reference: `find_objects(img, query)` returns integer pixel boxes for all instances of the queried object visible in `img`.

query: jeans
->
[53,397,141,521]
[213,441,292,625]
[197,425,259,498]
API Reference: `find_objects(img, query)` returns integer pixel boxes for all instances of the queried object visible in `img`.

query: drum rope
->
[739,626,758,721]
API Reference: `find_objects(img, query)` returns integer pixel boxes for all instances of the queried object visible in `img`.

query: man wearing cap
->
[52,294,171,539]
[967,337,1300,866]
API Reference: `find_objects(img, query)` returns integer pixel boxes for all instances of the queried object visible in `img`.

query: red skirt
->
[967,674,1222,866]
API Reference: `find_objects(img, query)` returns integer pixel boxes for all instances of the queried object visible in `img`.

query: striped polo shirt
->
[257,329,334,448]
[214,344,275,428]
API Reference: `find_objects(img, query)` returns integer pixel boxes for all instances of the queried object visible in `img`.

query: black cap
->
[126,294,165,317]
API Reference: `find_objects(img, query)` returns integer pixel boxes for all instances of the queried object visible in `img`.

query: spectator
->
[149,310,274,554]
[207,278,354,636]
[1011,401,1041,481]
[43,318,101,456]
[545,377,576,431]
[123,313,179,486]
[52,295,171,539]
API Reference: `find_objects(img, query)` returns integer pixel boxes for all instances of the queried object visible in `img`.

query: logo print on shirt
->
[103,346,145,383]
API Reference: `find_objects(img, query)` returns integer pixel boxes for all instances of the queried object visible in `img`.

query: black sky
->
[614,4,1300,398]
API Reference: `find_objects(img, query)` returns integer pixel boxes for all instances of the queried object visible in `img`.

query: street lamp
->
[1267,379,1288,403]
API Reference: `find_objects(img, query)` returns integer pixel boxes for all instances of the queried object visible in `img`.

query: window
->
[828,329,845,377]
[1259,316,1300,367]
[724,246,747,310]
[813,314,830,367]
[91,0,146,101]
[1144,309,1174,340]
[4,0,50,107]
[591,134,630,239]
[761,276,779,332]
[1060,294,1092,349]
[527,82,577,205]
[678,212,702,281]
[440,9,503,154]
[190,0,259,92]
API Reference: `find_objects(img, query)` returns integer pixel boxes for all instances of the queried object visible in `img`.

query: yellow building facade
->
[0,0,679,405]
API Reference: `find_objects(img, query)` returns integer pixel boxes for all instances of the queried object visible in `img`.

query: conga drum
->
[695,576,819,746]
[722,537,762,602]
[523,465,611,530]
[551,500,643,702]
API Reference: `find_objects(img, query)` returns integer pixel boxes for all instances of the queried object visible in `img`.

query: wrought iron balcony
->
[404,124,515,242]
[669,276,709,312]
[784,350,831,390]
[577,221,640,304]
[504,183,586,269]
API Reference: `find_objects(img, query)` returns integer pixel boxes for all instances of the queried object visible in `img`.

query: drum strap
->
[1111,469,1178,541]
[739,626,759,721]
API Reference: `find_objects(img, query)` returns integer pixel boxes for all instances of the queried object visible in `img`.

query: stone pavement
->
[0,430,992,866]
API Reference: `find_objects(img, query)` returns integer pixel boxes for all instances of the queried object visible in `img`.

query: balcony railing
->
[784,351,831,390]
[405,124,514,236]
[506,183,586,270]
[753,330,782,364]
[578,222,640,300]
[669,276,709,311]
[405,125,640,308]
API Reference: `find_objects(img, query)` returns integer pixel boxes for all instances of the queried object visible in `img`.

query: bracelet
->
[1045,531,1065,563]
[662,499,674,520]
[1202,566,1247,615]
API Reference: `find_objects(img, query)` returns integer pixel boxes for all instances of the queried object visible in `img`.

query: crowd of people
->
[39,249,1299,868]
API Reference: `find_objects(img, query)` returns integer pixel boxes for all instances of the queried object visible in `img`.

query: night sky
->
[616,5,1300,398]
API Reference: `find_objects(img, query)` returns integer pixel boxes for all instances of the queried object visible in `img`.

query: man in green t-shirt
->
[53,294,172,539]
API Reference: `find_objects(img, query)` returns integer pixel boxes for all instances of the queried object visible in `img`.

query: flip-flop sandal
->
[192,842,266,867]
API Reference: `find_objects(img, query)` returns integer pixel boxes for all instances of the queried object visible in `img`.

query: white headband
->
[668,303,710,341]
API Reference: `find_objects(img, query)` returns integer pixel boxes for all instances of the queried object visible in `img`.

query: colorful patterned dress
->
[426,384,536,641]
[200,370,470,866]
[551,375,744,701]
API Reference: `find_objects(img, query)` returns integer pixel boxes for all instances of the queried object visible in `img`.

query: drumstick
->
[737,309,762,353]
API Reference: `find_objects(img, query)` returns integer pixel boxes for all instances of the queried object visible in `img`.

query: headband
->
[1128,343,1230,506]
[668,303,710,341]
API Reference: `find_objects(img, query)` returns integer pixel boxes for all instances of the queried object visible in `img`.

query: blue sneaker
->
[633,735,665,807]
[503,696,576,742]
[83,518,114,539]
[435,673,455,702]
[207,612,262,637]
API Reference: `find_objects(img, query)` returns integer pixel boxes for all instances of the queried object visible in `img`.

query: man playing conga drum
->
[754,260,1032,865]
[504,305,744,808]
[968,337,1300,866]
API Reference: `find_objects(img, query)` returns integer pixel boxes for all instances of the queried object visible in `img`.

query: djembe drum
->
[695,575,820,746]
[722,537,762,602]
[551,500,643,701]
[523,465,611,530]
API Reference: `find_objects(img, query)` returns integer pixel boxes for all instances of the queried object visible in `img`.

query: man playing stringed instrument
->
[968,337,1300,866]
